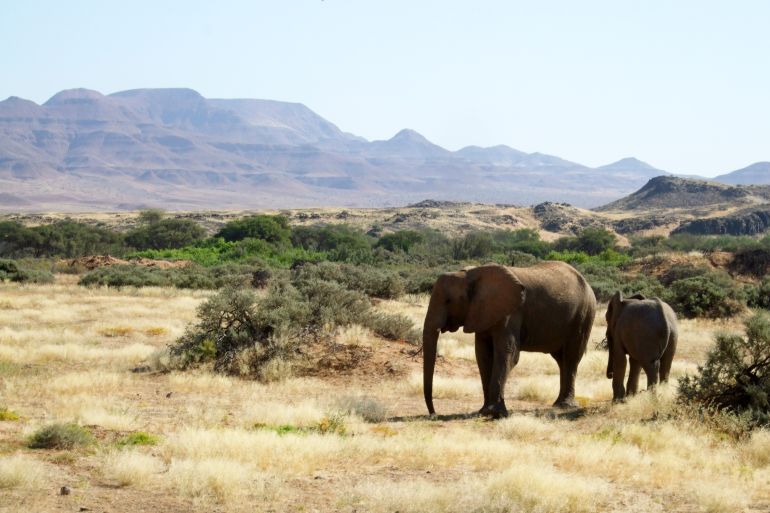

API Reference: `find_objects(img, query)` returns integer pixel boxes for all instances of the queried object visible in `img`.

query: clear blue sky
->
[2,1,768,176]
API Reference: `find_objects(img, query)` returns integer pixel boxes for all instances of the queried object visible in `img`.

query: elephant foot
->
[612,396,626,404]
[553,397,578,409]
[480,402,509,419]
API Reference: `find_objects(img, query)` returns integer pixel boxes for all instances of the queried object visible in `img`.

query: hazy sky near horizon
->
[2,1,768,176]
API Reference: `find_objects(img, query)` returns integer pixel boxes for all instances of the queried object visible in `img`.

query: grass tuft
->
[117,431,160,447]
[0,406,20,421]
[0,453,46,489]
[102,450,164,487]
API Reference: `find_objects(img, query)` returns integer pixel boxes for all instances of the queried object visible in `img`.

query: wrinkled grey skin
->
[423,262,596,418]
[605,292,678,401]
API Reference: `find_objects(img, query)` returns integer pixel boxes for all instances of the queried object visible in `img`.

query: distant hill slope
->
[0,87,763,212]
[714,162,770,185]
[594,176,767,211]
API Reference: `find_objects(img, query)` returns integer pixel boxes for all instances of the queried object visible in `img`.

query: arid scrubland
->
[1,280,769,513]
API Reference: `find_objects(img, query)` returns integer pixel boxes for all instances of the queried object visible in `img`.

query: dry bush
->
[99,325,135,337]
[742,429,770,467]
[28,422,94,449]
[335,394,388,423]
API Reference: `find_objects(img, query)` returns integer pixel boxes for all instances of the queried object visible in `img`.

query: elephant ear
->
[463,265,525,333]
[607,291,623,332]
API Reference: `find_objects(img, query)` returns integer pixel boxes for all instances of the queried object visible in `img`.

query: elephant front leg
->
[474,333,493,413]
[480,328,515,419]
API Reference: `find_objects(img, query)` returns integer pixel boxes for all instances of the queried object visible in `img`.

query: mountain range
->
[0,87,767,211]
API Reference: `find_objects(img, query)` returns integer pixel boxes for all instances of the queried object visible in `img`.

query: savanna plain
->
[2,277,770,513]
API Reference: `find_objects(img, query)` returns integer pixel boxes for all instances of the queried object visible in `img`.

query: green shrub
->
[78,263,259,290]
[79,265,166,288]
[0,220,124,258]
[375,230,424,253]
[665,271,745,318]
[498,250,539,267]
[28,423,94,449]
[293,262,405,299]
[491,228,552,259]
[216,215,291,245]
[125,218,206,250]
[658,263,710,286]
[746,276,770,309]
[131,237,325,268]
[576,262,664,302]
[0,259,54,284]
[547,249,630,266]
[554,227,617,256]
[403,230,453,265]
[678,312,770,428]
[452,231,495,260]
[401,266,445,294]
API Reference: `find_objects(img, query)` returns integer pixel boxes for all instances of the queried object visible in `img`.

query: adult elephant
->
[605,292,678,401]
[423,262,596,418]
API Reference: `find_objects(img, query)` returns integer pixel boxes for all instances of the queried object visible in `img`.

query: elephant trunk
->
[423,321,439,415]
[606,331,614,379]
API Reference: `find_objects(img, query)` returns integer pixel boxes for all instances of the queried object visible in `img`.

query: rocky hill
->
[594,176,770,211]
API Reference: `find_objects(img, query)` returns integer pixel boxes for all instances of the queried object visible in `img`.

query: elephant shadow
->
[387,405,590,423]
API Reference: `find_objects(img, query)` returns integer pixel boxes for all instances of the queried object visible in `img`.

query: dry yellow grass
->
[0,453,47,489]
[1,281,769,512]
[101,450,165,487]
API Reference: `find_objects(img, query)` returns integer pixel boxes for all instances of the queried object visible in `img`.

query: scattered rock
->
[59,486,70,496]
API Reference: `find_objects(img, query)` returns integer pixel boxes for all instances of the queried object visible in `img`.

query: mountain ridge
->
[0,87,767,211]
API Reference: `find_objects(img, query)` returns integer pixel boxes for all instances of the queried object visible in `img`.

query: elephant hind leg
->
[643,360,661,390]
[659,333,677,383]
[552,348,580,408]
[626,358,642,396]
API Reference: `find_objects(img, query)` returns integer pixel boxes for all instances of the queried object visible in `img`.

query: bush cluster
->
[572,262,663,303]
[169,270,420,378]
[293,262,404,299]
[679,313,770,429]
[664,269,745,319]
[78,263,259,289]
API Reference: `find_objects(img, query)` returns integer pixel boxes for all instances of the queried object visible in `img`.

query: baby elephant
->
[605,292,678,401]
